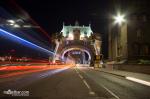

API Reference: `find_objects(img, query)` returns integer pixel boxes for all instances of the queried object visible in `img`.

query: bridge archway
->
[61,47,91,64]
[53,22,102,66]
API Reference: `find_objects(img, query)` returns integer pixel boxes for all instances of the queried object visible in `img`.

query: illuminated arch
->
[61,48,91,63]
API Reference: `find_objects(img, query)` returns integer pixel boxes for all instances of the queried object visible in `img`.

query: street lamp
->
[113,13,126,25]
[113,13,126,61]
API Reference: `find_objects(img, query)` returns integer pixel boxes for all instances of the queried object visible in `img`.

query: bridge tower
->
[53,22,102,66]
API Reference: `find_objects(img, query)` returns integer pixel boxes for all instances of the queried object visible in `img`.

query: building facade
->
[108,0,150,63]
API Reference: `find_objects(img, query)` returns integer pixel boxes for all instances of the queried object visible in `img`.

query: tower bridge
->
[53,22,102,66]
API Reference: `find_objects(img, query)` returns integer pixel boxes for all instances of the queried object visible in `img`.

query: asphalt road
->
[0,66,150,99]
[78,67,150,99]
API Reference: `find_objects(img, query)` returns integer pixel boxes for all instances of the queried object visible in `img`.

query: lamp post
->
[113,13,126,61]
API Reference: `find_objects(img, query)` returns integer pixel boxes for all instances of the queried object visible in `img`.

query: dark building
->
[108,0,150,63]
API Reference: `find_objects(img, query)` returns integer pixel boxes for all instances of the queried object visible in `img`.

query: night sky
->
[1,0,110,58]
[15,0,109,33]
[16,0,109,58]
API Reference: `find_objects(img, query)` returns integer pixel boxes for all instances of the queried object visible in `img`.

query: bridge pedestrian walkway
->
[96,68,150,86]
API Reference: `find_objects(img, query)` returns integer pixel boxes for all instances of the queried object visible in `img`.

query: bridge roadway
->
[0,65,149,99]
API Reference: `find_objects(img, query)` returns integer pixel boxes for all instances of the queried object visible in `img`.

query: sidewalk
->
[99,68,150,82]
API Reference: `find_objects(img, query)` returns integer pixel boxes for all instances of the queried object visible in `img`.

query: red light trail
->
[0,64,74,78]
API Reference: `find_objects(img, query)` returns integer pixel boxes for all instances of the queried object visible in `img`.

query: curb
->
[94,69,125,78]
[93,68,150,87]
[100,70,125,77]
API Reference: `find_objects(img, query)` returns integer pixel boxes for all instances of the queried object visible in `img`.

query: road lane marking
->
[89,91,96,95]
[78,74,84,79]
[83,80,96,95]
[78,68,120,99]
[126,76,150,87]
[75,68,79,73]
[83,80,90,89]
[75,68,96,96]
[99,84,120,99]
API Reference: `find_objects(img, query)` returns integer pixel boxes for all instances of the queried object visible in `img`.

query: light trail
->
[0,28,75,65]
[0,64,74,78]
[0,28,54,55]
[0,66,46,71]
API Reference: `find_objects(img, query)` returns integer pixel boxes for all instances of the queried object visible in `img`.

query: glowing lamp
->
[114,13,125,25]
